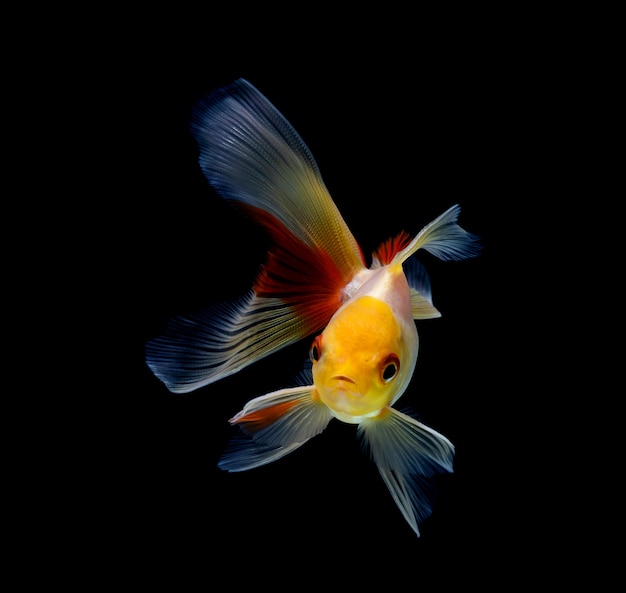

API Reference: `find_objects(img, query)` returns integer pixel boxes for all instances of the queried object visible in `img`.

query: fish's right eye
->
[309,335,322,362]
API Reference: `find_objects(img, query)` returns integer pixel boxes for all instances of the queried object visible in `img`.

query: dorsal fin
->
[371,231,412,268]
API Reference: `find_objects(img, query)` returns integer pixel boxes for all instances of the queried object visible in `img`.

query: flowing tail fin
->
[146,78,367,393]
[146,292,319,393]
[190,78,364,276]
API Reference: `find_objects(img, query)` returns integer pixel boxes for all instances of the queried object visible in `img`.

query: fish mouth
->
[332,375,356,385]
[331,375,361,396]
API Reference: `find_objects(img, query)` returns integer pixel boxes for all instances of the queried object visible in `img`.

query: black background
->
[122,65,520,578]
[35,8,598,589]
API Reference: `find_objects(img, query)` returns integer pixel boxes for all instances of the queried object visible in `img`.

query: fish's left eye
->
[380,354,400,384]
[309,335,323,363]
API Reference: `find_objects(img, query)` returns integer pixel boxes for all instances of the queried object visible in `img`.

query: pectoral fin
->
[218,384,332,472]
[410,289,441,320]
[358,407,454,536]
[404,258,441,320]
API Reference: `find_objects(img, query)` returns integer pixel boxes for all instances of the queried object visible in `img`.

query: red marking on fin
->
[242,204,364,333]
[372,231,412,265]
[231,400,298,433]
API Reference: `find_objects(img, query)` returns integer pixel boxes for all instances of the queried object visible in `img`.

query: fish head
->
[310,295,417,424]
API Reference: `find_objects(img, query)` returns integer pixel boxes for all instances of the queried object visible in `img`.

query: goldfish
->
[145,78,481,536]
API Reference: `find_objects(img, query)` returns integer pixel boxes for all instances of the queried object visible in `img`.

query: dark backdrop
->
[64,13,567,588]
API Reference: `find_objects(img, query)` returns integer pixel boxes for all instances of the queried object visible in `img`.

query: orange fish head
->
[310,295,416,423]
